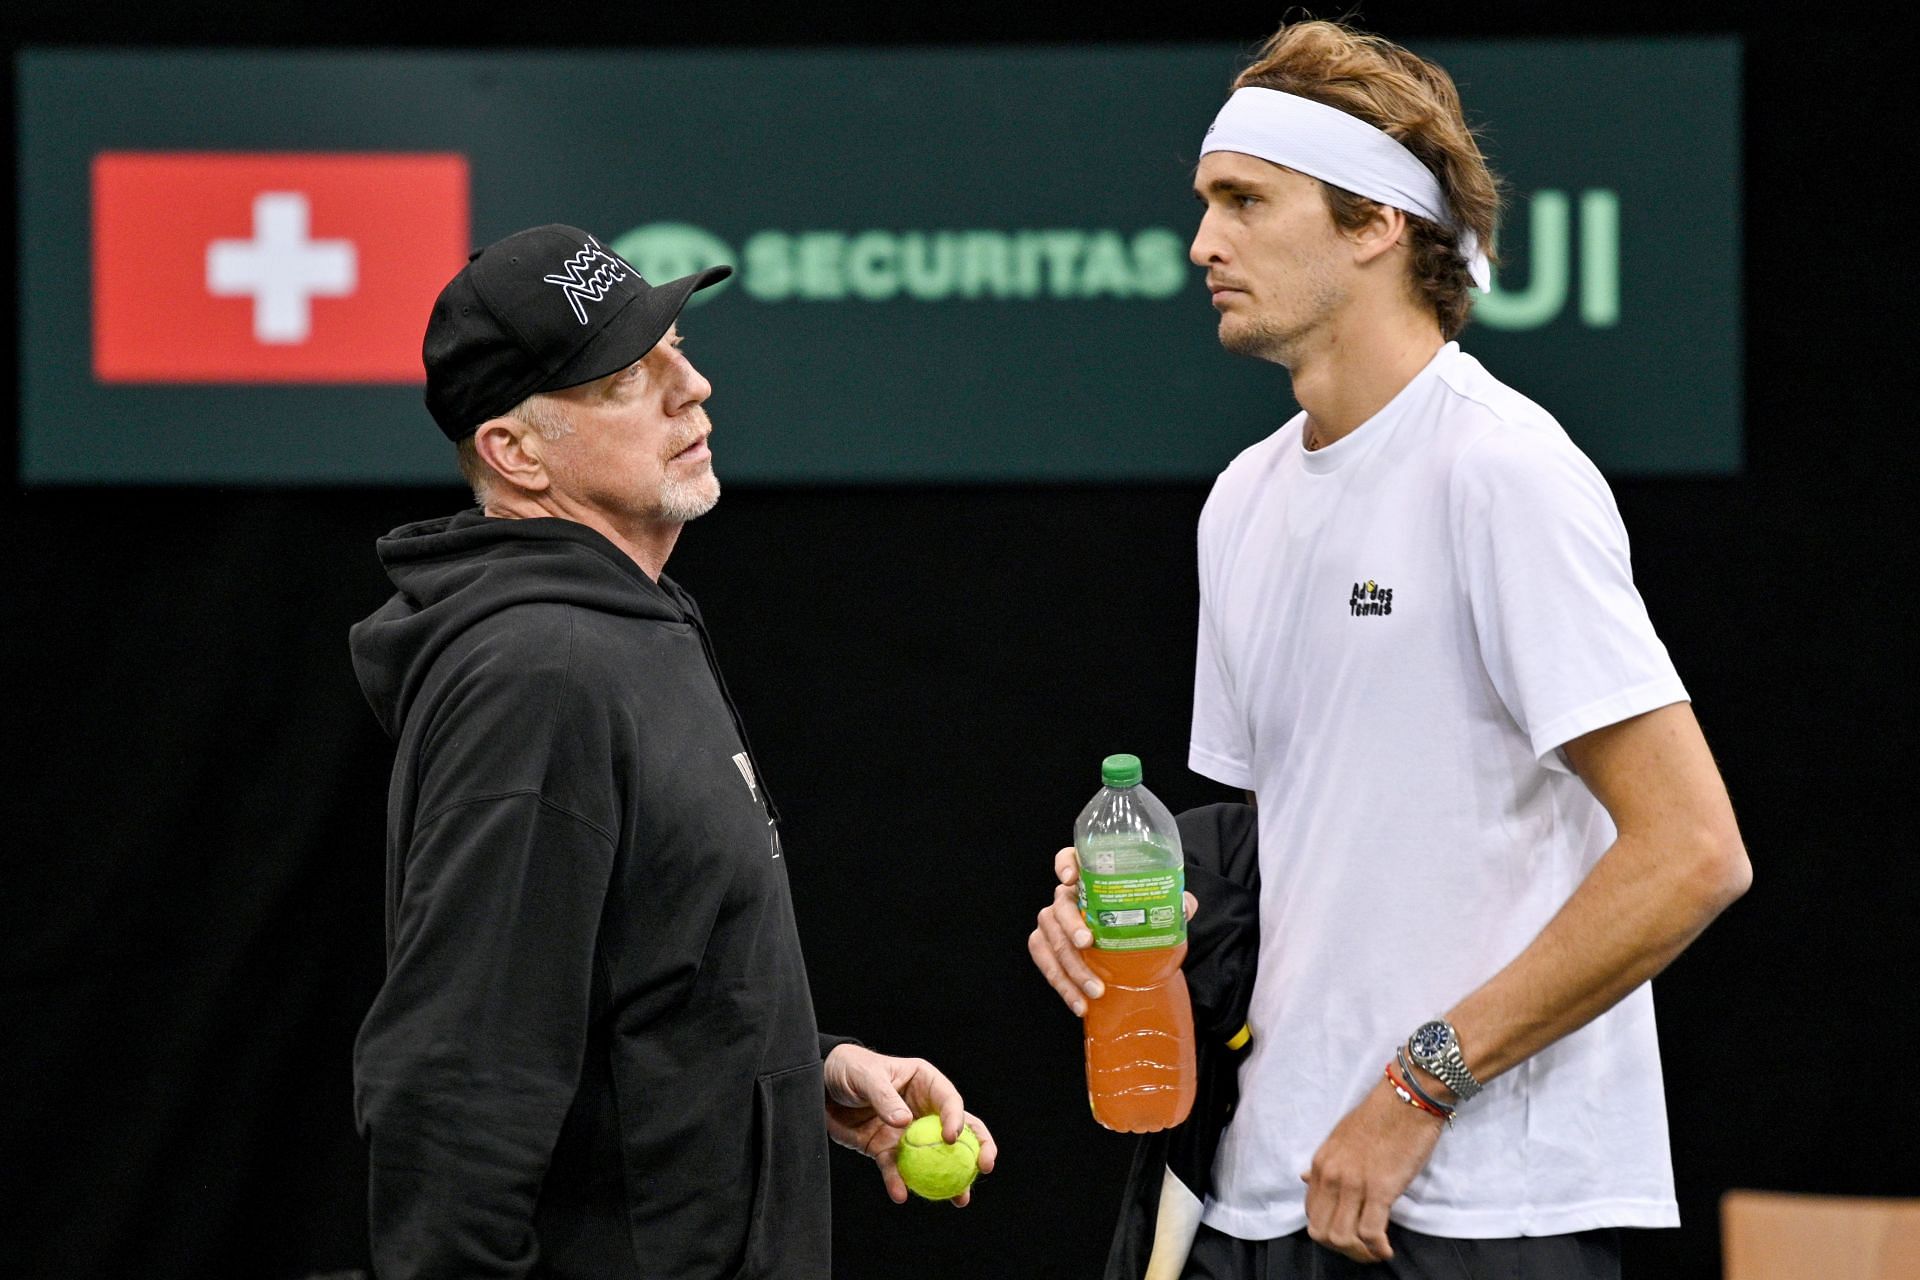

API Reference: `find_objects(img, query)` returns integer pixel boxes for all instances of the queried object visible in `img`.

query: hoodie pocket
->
[737,1060,831,1279]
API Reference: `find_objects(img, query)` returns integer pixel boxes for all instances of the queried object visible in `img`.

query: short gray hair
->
[454,392,575,507]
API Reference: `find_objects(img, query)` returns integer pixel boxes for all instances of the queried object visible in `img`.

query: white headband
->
[1201,87,1490,291]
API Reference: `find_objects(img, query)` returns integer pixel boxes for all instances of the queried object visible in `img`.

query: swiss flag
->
[92,152,469,383]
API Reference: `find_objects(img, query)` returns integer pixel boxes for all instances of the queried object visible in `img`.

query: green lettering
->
[1077,230,1134,298]
[1130,228,1188,299]
[900,232,956,300]
[1039,230,1083,298]
[1478,191,1570,331]
[1011,232,1045,298]
[958,231,1011,299]
[1579,190,1621,328]
[741,231,793,302]
[845,230,899,301]
[742,224,1201,305]
[796,231,847,300]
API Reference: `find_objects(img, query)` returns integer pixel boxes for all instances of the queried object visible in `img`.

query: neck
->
[482,490,681,581]
[1289,296,1445,450]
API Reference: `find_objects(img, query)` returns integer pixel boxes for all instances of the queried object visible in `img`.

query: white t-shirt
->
[1190,342,1688,1240]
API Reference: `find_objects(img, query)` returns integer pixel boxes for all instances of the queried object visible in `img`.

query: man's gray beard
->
[657,466,720,524]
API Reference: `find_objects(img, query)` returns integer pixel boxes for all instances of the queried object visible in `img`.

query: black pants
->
[1183,1222,1621,1280]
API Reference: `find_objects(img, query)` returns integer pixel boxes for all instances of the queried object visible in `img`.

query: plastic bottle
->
[1074,753,1196,1133]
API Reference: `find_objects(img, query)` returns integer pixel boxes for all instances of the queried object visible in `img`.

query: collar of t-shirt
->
[1299,341,1460,477]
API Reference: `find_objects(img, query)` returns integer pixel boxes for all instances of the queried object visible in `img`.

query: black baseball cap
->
[422,223,731,441]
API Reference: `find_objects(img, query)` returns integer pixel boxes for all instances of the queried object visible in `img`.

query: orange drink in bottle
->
[1075,754,1197,1132]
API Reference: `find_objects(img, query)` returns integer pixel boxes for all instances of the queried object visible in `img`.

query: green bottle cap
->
[1101,753,1143,787]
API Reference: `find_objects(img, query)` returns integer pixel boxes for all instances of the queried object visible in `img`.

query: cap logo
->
[541,234,632,324]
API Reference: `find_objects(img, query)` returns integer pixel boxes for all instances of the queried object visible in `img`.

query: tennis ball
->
[895,1114,981,1201]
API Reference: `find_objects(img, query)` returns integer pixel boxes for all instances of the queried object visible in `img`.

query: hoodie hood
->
[349,510,689,739]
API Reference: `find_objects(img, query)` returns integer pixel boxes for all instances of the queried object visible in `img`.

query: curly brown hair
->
[1231,20,1502,339]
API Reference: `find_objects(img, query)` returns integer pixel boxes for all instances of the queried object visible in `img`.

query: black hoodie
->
[349,511,832,1280]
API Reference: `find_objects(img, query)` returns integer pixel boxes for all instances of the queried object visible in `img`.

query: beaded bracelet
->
[1384,1060,1454,1128]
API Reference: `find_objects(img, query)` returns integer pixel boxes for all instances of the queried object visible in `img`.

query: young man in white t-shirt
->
[1028,20,1750,1277]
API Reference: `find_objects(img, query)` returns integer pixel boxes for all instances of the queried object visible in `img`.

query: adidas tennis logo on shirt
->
[1350,580,1394,617]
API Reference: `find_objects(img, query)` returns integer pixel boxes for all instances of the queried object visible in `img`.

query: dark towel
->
[1103,802,1260,1280]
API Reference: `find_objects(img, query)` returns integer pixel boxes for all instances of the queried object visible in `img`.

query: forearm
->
[1396,703,1751,1094]
[1444,819,1748,1088]
[357,975,591,1277]
[362,1075,570,1279]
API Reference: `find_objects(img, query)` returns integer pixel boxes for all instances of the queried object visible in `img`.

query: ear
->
[1348,202,1408,268]
[473,416,551,494]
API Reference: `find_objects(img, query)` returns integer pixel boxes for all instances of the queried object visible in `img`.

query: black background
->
[3,3,1910,1278]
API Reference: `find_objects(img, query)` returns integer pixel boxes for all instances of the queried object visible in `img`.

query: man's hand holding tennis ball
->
[824,1043,997,1205]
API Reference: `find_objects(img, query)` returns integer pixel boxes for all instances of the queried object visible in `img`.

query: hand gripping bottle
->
[1075,753,1197,1132]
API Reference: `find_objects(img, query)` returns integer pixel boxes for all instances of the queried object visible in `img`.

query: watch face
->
[1410,1022,1451,1061]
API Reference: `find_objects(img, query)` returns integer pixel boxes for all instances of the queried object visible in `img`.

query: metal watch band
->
[1428,1049,1482,1103]
[1407,1018,1484,1103]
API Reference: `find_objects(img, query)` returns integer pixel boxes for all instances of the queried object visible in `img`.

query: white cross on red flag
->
[92,152,469,383]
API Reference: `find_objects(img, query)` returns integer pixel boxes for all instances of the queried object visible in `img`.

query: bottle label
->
[1080,864,1186,951]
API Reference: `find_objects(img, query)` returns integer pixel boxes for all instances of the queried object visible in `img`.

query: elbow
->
[1687,823,1751,916]
[1723,835,1753,904]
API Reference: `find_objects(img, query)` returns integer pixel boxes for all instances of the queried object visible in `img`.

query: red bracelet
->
[1385,1061,1454,1126]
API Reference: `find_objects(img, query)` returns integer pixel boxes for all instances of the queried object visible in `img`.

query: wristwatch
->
[1406,1019,1483,1103]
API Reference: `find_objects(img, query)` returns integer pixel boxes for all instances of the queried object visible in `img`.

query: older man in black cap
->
[348,225,995,1280]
